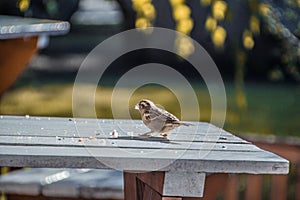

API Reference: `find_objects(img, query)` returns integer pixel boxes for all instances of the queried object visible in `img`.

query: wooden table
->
[0,15,69,96]
[0,15,69,39]
[0,168,124,199]
[0,115,289,199]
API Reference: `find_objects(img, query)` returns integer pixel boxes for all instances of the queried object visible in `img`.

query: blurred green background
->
[0,0,300,138]
[1,83,299,137]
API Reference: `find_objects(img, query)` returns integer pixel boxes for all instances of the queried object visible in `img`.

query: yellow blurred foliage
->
[132,0,151,10]
[211,26,227,48]
[243,30,255,50]
[173,4,191,21]
[132,0,155,29]
[205,16,217,32]
[200,0,212,6]
[170,0,185,6]
[243,36,255,50]
[135,17,150,29]
[169,0,194,57]
[250,15,260,34]
[268,69,284,81]
[141,3,156,20]
[259,3,271,16]
[176,18,194,34]
[175,36,195,57]
[236,90,247,109]
[212,0,227,20]
[18,0,30,12]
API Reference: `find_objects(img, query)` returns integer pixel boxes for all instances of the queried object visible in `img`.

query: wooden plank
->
[136,172,165,195]
[126,172,194,199]
[124,172,138,200]
[142,183,163,200]
[0,143,287,163]
[163,172,205,197]
[224,174,239,200]
[0,15,70,39]
[0,168,123,199]
[0,145,289,174]
[134,173,162,200]
[201,173,228,200]
[297,165,300,200]
[0,134,246,144]
[42,169,123,199]
[270,175,288,200]
[0,168,56,196]
[6,194,56,200]
[0,115,291,198]
[0,116,247,143]
[0,135,259,151]
[79,170,123,199]
[245,175,263,200]
[0,168,89,196]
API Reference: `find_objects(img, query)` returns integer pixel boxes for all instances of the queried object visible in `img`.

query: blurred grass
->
[226,83,300,136]
[0,83,299,137]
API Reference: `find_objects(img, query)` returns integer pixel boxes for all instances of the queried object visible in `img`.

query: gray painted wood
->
[0,15,70,39]
[0,168,123,199]
[0,116,289,173]
[79,170,123,199]
[0,168,59,195]
[0,116,245,143]
[0,115,290,197]
[0,145,289,173]
[0,135,258,151]
[163,172,205,197]
[42,169,123,199]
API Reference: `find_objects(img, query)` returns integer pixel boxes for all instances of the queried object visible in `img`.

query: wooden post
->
[296,165,300,200]
[182,173,228,200]
[224,174,239,200]
[124,171,164,200]
[124,172,138,200]
[245,175,263,200]
[270,175,288,200]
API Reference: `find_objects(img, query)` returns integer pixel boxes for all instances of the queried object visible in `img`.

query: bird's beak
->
[135,104,139,110]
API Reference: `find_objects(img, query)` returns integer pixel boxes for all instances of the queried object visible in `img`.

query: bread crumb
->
[110,130,119,138]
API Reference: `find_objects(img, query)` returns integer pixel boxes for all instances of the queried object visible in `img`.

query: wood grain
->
[0,115,290,198]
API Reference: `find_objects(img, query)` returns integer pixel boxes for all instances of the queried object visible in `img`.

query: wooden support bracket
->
[124,171,206,199]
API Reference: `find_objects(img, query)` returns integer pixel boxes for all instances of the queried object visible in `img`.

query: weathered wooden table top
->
[0,115,289,174]
[0,15,69,39]
[0,115,289,197]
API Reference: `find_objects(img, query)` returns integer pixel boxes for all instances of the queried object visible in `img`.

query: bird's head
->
[135,99,154,114]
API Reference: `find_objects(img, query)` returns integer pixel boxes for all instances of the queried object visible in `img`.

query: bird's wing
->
[148,107,180,123]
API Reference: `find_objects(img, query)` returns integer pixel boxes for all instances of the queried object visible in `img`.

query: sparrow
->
[135,99,191,137]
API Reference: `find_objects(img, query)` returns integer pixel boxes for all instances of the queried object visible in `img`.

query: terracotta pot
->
[0,37,38,96]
